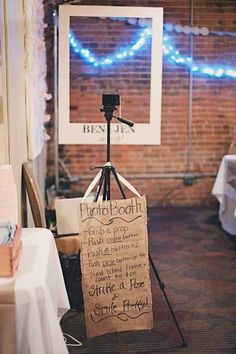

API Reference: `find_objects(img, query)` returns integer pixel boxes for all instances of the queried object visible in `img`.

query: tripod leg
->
[111,167,126,199]
[94,168,106,201]
[103,167,111,200]
[149,253,187,347]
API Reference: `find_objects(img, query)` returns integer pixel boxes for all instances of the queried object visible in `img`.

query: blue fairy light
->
[163,34,236,79]
[69,27,152,67]
[69,28,236,79]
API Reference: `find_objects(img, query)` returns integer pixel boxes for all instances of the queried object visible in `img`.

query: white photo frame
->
[58,5,163,145]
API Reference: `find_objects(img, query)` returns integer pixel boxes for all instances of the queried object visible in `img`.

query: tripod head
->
[100,106,134,127]
[100,105,115,122]
[100,94,134,127]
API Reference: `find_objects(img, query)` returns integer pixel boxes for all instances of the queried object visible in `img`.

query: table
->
[0,228,70,354]
[212,155,236,235]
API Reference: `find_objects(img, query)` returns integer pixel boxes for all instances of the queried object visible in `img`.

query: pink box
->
[0,225,22,277]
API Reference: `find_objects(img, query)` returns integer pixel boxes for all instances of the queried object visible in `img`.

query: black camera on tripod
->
[102,94,120,107]
[101,94,120,122]
[101,94,134,127]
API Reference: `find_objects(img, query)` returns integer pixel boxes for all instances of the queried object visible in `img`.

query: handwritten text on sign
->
[78,196,153,337]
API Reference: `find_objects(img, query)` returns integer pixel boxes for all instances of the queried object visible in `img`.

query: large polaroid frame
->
[58,5,163,145]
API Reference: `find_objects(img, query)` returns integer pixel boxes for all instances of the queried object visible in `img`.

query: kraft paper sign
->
[78,195,153,337]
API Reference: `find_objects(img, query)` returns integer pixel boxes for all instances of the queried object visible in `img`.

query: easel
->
[91,96,187,347]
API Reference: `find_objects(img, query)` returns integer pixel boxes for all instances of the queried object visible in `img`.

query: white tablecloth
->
[212,155,236,235]
[0,228,70,354]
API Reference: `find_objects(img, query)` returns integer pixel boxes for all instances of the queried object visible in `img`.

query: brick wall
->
[69,16,151,124]
[44,0,236,206]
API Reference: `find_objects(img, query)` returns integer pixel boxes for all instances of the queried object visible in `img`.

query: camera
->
[101,93,134,127]
[102,94,120,107]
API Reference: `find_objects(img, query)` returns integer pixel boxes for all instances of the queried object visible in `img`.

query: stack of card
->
[0,225,22,277]
[0,222,16,245]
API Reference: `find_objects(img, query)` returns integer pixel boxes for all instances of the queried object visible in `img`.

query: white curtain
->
[23,0,49,160]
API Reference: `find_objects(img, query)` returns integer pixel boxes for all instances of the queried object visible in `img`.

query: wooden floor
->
[61,205,236,353]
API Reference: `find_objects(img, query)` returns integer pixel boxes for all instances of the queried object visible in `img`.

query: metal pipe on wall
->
[187,0,194,175]
[54,10,59,192]
[76,172,216,181]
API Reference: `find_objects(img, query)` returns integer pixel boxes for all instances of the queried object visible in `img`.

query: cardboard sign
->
[78,195,153,337]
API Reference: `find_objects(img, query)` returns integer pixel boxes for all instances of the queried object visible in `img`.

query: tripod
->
[92,103,187,347]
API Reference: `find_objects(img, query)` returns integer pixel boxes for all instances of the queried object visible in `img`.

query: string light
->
[69,29,236,79]
[69,27,151,67]
[163,34,236,78]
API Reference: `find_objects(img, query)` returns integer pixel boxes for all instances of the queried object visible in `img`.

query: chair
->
[228,141,236,155]
[22,162,47,228]
[22,162,81,254]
